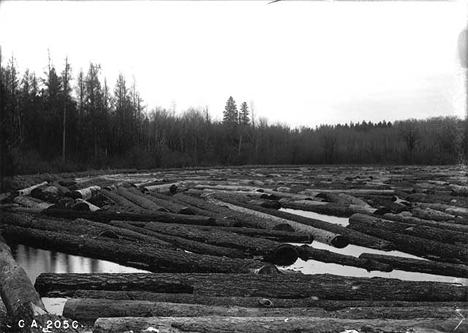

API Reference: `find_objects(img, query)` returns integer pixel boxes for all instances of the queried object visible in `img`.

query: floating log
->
[359,253,468,278]
[145,191,195,214]
[412,207,456,221]
[34,272,468,301]
[383,212,468,233]
[279,199,352,217]
[3,225,264,275]
[16,181,48,196]
[69,185,101,200]
[101,188,146,213]
[207,195,348,248]
[215,197,394,251]
[71,199,100,211]
[197,226,312,243]
[365,196,409,214]
[64,299,467,323]
[295,245,392,272]
[1,212,175,249]
[301,188,395,196]
[38,208,217,226]
[348,214,468,264]
[13,196,53,210]
[94,316,465,333]
[175,193,293,230]
[109,220,246,259]
[143,183,178,194]
[72,290,468,311]
[114,221,299,266]
[117,187,169,212]
[348,213,468,246]
[0,235,83,333]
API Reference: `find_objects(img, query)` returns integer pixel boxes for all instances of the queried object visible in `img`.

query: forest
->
[1,56,467,178]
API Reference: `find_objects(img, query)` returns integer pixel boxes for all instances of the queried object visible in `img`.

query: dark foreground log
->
[34,273,468,301]
[72,290,468,311]
[63,298,467,323]
[295,245,392,272]
[1,225,264,274]
[348,214,468,264]
[37,208,217,225]
[0,235,84,333]
[94,316,466,333]
[117,221,299,266]
[359,253,468,278]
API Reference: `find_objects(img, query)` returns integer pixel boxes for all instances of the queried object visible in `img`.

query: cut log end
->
[270,244,298,266]
[330,235,349,249]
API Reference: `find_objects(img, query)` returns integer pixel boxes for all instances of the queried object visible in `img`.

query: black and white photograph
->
[0,0,467,332]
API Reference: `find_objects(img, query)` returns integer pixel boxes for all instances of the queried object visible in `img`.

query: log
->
[348,213,468,246]
[359,253,468,278]
[63,299,467,323]
[143,183,178,194]
[101,188,147,213]
[0,235,83,333]
[279,199,352,217]
[13,196,53,210]
[301,188,395,196]
[2,225,264,275]
[348,215,468,264]
[412,207,456,221]
[196,226,313,243]
[109,221,246,259]
[207,195,349,248]
[365,196,409,214]
[175,193,293,230]
[215,197,395,251]
[295,245,392,272]
[72,290,468,311]
[145,191,195,214]
[71,199,100,211]
[1,212,175,249]
[69,185,101,200]
[94,316,465,333]
[38,208,217,226]
[34,273,468,301]
[383,212,468,233]
[16,181,48,196]
[117,187,169,212]
[114,221,299,266]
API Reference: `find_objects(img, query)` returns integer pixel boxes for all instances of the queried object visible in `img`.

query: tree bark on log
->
[174,193,293,230]
[279,199,354,217]
[217,198,395,251]
[16,181,48,196]
[383,213,468,233]
[101,189,148,213]
[0,235,84,333]
[295,245,392,272]
[348,213,468,246]
[13,196,53,210]
[348,215,468,264]
[38,208,217,226]
[117,187,169,212]
[359,253,468,278]
[1,212,175,249]
[1,225,265,275]
[113,221,299,266]
[144,191,195,215]
[71,290,468,311]
[207,195,349,248]
[93,316,465,333]
[34,272,468,301]
[143,183,178,194]
[69,185,101,200]
[412,207,456,222]
[108,221,247,259]
[63,298,467,323]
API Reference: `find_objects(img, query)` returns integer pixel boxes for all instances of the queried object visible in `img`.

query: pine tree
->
[239,101,249,126]
[223,96,238,126]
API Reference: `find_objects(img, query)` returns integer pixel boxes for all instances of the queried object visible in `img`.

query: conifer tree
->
[223,96,238,126]
[240,101,249,126]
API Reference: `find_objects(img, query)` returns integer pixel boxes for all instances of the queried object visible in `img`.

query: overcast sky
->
[0,1,466,128]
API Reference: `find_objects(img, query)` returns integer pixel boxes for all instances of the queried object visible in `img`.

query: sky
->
[0,1,466,128]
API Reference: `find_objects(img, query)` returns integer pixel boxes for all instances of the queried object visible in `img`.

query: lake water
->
[9,208,468,315]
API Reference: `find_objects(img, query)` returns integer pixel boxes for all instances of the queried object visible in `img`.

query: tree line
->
[1,56,467,176]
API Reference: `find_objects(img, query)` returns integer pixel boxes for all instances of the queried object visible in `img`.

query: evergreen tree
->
[223,96,238,126]
[239,101,250,126]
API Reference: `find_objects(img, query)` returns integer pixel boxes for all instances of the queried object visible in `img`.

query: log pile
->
[1,165,468,332]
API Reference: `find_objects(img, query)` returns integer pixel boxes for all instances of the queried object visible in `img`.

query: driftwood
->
[0,235,83,333]
[93,316,465,333]
[63,298,467,323]
[34,272,468,301]
[71,290,468,311]
[295,245,392,272]
[206,195,349,248]
[359,253,468,278]
[348,214,468,264]
[220,198,395,251]
[348,213,468,245]
[2,225,264,274]
[113,221,299,266]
